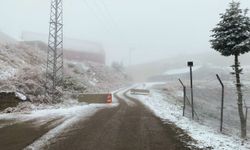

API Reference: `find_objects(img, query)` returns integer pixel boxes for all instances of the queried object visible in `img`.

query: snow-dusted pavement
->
[0,88,197,150]
[1,84,247,150]
[0,103,116,150]
[36,89,194,150]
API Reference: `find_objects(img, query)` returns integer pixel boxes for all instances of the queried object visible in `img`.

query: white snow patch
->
[89,78,98,86]
[81,63,89,71]
[174,90,183,97]
[164,66,201,75]
[141,82,166,89]
[0,67,16,80]
[15,92,27,101]
[129,84,250,150]
[114,88,136,106]
[89,80,96,86]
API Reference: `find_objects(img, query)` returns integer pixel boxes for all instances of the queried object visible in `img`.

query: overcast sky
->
[0,0,250,65]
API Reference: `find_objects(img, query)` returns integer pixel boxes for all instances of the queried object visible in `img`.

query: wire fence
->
[160,78,250,137]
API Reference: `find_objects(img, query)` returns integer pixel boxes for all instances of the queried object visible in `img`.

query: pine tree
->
[210,1,250,138]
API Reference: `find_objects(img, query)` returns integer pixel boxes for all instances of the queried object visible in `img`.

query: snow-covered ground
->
[164,66,202,75]
[129,83,250,150]
[0,66,16,80]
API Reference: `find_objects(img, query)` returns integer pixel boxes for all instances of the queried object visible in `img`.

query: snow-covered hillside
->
[149,63,250,82]
[127,51,250,82]
[0,37,130,108]
[163,66,202,75]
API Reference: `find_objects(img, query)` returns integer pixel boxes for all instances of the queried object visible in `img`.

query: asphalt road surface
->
[0,90,198,150]
[44,90,196,150]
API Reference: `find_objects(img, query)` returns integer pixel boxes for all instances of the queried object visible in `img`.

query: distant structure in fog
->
[21,31,106,64]
[64,50,105,64]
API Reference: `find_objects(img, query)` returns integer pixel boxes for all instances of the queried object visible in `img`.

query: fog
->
[1,0,250,65]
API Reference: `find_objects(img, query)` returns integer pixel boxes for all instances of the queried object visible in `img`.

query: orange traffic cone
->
[106,94,112,103]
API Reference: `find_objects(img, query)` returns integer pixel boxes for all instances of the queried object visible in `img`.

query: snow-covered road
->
[0,88,196,150]
[0,103,117,150]
[0,83,249,150]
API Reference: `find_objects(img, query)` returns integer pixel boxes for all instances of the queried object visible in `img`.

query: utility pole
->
[45,0,64,102]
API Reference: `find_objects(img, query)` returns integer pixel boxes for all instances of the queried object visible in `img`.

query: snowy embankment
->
[130,83,250,150]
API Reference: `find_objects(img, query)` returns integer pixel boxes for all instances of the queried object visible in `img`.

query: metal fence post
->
[179,79,186,116]
[187,61,194,119]
[216,74,224,132]
[246,108,248,124]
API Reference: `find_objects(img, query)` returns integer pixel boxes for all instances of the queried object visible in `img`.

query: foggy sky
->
[0,0,250,65]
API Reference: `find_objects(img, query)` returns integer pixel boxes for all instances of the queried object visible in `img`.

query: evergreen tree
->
[210,1,250,138]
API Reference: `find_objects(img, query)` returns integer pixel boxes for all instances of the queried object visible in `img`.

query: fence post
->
[179,79,186,116]
[216,74,224,132]
[246,108,248,121]
[245,107,248,128]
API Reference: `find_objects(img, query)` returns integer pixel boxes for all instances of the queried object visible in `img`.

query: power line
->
[83,0,113,34]
[97,0,127,43]
[81,0,132,64]
[82,0,128,45]
[98,0,118,29]
[92,0,115,29]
